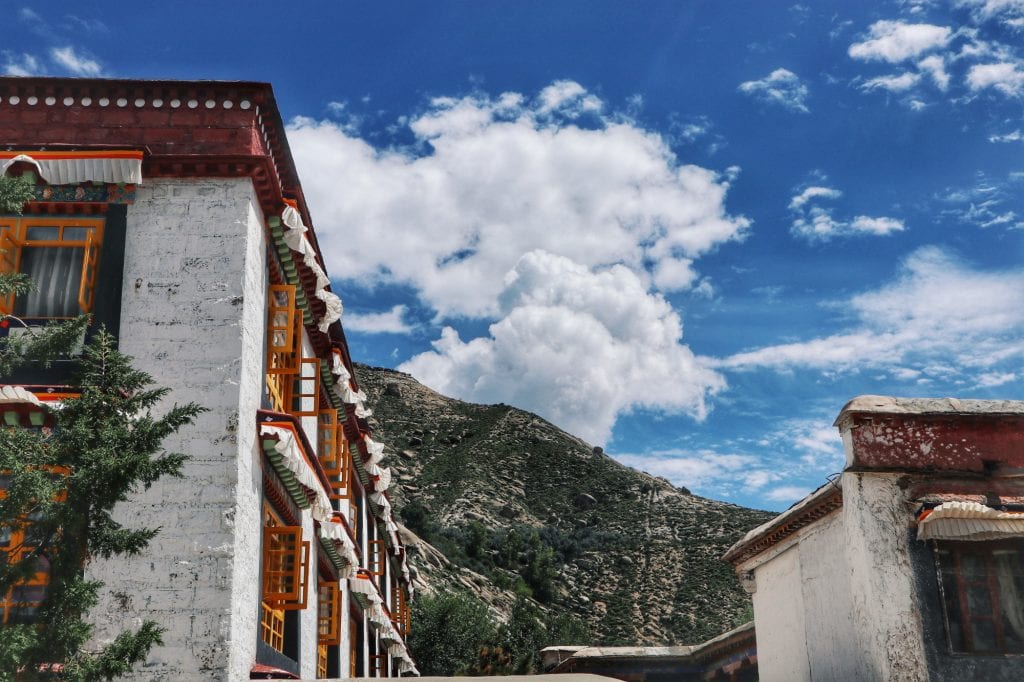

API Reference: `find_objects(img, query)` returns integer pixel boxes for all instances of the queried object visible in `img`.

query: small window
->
[0,218,104,319]
[935,539,1024,654]
[368,539,386,577]
[318,580,341,646]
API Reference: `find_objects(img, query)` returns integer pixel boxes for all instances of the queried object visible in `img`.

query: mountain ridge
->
[356,363,773,645]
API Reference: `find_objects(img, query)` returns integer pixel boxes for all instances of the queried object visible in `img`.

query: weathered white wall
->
[796,510,870,680]
[843,472,928,682]
[88,178,267,681]
[752,544,810,681]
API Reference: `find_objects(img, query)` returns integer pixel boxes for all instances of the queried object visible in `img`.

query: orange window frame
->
[290,357,320,417]
[318,579,342,646]
[368,539,386,577]
[0,467,66,625]
[261,504,310,610]
[0,217,105,317]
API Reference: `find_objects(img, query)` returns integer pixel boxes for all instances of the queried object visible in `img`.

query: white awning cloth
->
[260,423,333,523]
[917,501,1024,541]
[0,385,43,406]
[1,151,143,185]
[281,205,344,332]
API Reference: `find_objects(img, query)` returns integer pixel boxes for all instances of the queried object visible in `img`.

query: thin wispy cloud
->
[343,305,414,334]
[738,68,810,112]
[49,46,102,76]
[2,51,43,76]
[720,247,1024,381]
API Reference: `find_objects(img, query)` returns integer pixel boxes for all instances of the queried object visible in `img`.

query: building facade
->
[0,77,416,679]
[725,395,1024,681]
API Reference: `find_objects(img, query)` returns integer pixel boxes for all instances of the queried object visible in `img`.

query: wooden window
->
[0,218,104,318]
[267,284,297,360]
[290,357,320,417]
[935,539,1024,654]
[370,653,387,676]
[262,525,310,609]
[368,539,386,577]
[318,580,341,646]
[260,601,285,652]
[318,410,352,501]
[0,467,64,625]
[349,615,361,678]
[317,644,329,678]
[318,409,340,473]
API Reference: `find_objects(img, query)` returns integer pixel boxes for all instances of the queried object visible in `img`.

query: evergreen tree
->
[0,175,204,679]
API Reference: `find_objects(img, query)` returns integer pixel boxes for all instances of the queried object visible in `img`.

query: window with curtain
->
[935,539,1024,654]
[0,218,103,320]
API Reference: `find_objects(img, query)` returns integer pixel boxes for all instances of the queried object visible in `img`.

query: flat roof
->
[835,395,1024,426]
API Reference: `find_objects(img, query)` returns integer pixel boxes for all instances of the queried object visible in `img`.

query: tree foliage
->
[408,590,592,677]
[0,175,204,679]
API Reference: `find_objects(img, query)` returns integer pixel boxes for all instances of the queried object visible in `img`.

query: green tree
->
[407,591,496,676]
[0,175,204,679]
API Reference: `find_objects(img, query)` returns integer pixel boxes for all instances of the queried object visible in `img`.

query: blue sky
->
[8,1,1024,510]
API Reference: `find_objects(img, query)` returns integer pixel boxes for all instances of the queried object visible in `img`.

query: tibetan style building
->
[0,77,416,679]
[725,396,1024,682]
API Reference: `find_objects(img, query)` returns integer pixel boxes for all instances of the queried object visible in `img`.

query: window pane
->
[25,226,58,241]
[62,227,91,241]
[972,620,997,652]
[15,246,84,318]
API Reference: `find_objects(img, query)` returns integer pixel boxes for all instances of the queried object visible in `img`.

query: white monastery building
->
[725,396,1024,682]
[0,76,417,679]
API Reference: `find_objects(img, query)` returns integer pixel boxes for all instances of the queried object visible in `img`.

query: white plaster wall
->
[752,544,811,681]
[843,472,929,682]
[87,178,267,681]
[797,510,871,680]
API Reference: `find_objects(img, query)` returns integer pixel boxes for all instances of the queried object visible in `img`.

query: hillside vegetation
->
[357,364,772,646]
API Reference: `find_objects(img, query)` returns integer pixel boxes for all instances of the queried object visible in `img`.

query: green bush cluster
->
[408,592,591,676]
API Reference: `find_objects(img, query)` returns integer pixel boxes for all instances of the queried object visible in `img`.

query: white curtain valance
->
[0,385,43,406]
[260,424,333,522]
[917,501,1024,541]
[281,205,344,332]
[1,151,143,185]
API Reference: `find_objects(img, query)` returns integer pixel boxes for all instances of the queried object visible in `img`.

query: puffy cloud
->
[967,62,1024,95]
[343,305,413,334]
[49,46,101,76]
[720,247,1024,376]
[289,82,749,319]
[848,21,952,62]
[399,251,725,445]
[789,185,904,241]
[737,68,810,112]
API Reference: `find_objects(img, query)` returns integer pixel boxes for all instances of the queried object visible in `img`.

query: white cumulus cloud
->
[738,68,810,112]
[967,62,1024,95]
[862,71,922,92]
[848,20,952,62]
[398,251,726,445]
[289,82,749,320]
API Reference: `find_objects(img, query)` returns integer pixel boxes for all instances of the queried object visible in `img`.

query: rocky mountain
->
[356,364,773,646]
